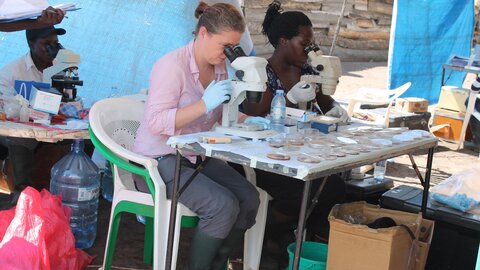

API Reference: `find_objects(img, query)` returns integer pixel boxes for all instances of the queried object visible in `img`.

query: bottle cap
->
[276,89,284,94]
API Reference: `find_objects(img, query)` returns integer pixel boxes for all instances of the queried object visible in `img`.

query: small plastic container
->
[286,133,305,146]
[305,138,325,149]
[299,128,319,136]
[267,134,287,148]
[374,160,387,180]
[287,242,328,270]
[280,146,301,154]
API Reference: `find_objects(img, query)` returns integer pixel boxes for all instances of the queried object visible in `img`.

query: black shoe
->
[0,190,20,211]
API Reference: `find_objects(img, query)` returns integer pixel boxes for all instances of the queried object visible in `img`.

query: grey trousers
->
[0,136,38,188]
[153,155,260,239]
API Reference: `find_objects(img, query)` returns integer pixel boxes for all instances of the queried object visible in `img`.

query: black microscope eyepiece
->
[304,43,321,54]
[224,45,246,63]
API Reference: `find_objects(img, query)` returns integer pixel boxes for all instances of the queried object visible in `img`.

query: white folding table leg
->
[242,166,270,270]
[458,90,477,150]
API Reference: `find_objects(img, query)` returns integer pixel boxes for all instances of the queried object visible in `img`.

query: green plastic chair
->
[89,97,198,270]
[90,97,270,270]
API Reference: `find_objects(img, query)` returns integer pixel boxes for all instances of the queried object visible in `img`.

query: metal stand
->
[165,150,208,270]
[292,180,312,270]
[292,176,328,270]
[420,147,435,218]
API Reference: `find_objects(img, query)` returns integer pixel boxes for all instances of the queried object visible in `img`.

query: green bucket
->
[287,241,328,270]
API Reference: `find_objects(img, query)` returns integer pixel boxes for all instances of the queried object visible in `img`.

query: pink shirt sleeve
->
[144,60,184,136]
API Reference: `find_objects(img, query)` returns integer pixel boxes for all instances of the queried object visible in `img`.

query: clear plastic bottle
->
[373,160,387,180]
[19,104,29,122]
[50,139,100,249]
[101,160,113,202]
[271,89,286,133]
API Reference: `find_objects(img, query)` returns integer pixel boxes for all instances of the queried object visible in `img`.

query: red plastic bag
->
[0,187,94,270]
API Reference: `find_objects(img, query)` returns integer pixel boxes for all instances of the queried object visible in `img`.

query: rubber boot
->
[210,228,246,270]
[186,229,223,270]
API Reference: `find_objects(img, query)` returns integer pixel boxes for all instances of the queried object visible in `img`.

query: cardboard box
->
[396,98,429,113]
[28,108,51,121]
[14,80,50,100]
[285,107,317,122]
[432,109,471,141]
[437,86,468,113]
[414,219,434,270]
[29,86,62,114]
[311,115,339,134]
[327,202,423,270]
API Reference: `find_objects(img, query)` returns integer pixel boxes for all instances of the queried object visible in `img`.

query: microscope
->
[42,47,83,102]
[300,44,342,98]
[215,45,277,139]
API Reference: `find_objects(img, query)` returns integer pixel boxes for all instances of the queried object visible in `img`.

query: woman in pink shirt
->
[133,2,267,269]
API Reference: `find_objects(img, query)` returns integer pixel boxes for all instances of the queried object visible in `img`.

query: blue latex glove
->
[202,80,233,113]
[244,116,271,130]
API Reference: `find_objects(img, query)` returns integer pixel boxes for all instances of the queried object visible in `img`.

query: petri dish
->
[286,133,305,146]
[409,129,431,137]
[371,138,393,147]
[297,154,322,164]
[267,134,287,148]
[392,134,414,143]
[266,152,290,160]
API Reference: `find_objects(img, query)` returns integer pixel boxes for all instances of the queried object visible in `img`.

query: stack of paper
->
[0,0,77,22]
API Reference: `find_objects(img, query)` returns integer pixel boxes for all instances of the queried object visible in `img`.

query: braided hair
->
[262,1,312,48]
[194,1,245,36]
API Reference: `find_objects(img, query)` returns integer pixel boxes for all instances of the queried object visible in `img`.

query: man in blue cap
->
[0,26,66,209]
[0,26,66,93]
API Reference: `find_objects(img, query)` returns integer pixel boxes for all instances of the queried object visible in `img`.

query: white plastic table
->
[167,129,438,270]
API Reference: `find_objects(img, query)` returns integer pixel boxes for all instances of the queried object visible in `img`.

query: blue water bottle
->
[50,139,100,249]
[271,89,286,133]
[101,160,113,202]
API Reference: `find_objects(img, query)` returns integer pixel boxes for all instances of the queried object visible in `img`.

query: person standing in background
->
[0,6,65,32]
[469,76,480,148]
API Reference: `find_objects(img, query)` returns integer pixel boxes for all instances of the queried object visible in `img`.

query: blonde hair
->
[194,1,245,36]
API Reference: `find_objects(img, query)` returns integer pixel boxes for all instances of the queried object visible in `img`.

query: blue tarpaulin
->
[0,0,198,106]
[388,0,474,104]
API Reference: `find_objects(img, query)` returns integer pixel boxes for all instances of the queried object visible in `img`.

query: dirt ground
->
[85,62,480,270]
[333,62,479,186]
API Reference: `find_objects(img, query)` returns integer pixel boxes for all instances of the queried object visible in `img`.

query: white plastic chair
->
[347,82,412,127]
[89,97,269,270]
